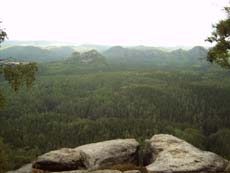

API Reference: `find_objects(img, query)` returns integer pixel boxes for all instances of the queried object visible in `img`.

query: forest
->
[0,46,230,172]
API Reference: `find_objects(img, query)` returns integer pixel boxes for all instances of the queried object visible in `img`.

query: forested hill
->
[67,49,107,64]
[0,46,75,62]
[103,46,207,64]
[0,45,207,64]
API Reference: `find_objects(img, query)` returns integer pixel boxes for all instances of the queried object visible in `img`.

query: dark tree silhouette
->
[206,7,230,69]
[0,21,7,44]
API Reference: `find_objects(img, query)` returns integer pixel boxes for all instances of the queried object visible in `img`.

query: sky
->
[0,0,229,46]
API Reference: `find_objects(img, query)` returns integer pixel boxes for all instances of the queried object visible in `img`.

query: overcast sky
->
[0,0,229,46]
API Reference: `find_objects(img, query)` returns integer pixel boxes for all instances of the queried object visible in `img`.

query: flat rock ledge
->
[32,139,140,172]
[145,134,228,173]
[6,164,32,173]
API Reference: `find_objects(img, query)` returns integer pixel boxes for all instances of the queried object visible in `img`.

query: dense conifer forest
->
[0,46,230,171]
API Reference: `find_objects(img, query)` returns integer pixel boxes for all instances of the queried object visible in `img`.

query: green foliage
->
[206,7,230,68]
[3,63,38,91]
[0,46,75,62]
[0,24,38,110]
[173,128,206,149]
[0,137,11,173]
[1,61,230,171]
[209,128,230,159]
[8,147,40,169]
[0,89,5,109]
[0,21,7,45]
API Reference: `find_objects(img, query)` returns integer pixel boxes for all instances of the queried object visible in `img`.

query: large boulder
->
[32,139,139,172]
[90,170,121,173]
[77,139,139,170]
[123,171,141,173]
[6,164,32,173]
[51,171,88,173]
[145,134,228,173]
[48,170,120,173]
[32,148,85,171]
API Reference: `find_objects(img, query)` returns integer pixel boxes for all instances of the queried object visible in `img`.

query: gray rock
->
[52,170,88,173]
[78,139,139,169]
[51,170,121,173]
[90,170,122,173]
[6,164,32,173]
[32,148,85,171]
[123,170,141,173]
[32,139,139,171]
[145,134,228,173]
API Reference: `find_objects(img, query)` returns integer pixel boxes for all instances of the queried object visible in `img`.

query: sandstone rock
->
[51,170,88,173]
[6,164,32,173]
[78,139,140,169]
[80,50,105,64]
[145,134,228,173]
[51,170,121,173]
[90,170,122,173]
[32,139,139,172]
[32,148,85,171]
[123,170,141,173]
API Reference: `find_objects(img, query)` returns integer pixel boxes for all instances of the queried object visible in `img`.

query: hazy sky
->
[0,0,229,46]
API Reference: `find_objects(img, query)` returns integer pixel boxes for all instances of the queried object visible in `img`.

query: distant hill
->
[103,46,168,61]
[103,46,208,65]
[1,40,71,47]
[187,46,208,60]
[74,44,111,52]
[0,40,89,48]
[40,50,108,75]
[67,49,106,64]
[0,46,75,62]
[0,44,208,66]
[2,41,111,52]
[48,46,76,58]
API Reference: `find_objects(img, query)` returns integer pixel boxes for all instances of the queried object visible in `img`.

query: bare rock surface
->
[51,170,88,173]
[32,139,139,171]
[51,170,134,173]
[6,164,32,173]
[32,148,85,171]
[123,170,141,173]
[145,134,228,173]
[78,139,139,170]
[89,170,122,173]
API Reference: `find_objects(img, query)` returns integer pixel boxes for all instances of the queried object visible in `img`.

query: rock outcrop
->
[88,170,121,173]
[145,134,228,173]
[6,164,32,173]
[33,148,85,171]
[45,170,140,173]
[79,50,106,64]
[32,139,139,172]
[78,139,139,170]
[52,170,121,173]
[9,134,229,173]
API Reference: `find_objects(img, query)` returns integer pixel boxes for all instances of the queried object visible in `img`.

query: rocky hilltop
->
[67,50,106,64]
[7,134,230,173]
